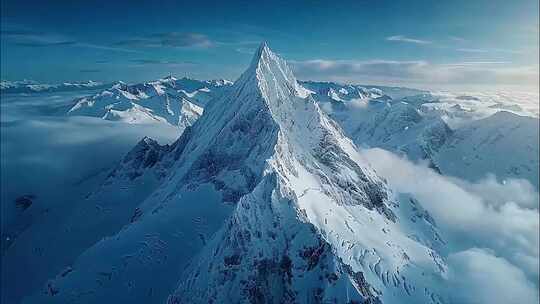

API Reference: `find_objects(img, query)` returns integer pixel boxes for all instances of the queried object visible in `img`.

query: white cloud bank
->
[1,114,179,230]
[359,148,539,303]
[448,248,539,304]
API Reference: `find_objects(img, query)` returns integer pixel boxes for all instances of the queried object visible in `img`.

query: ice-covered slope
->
[435,111,539,187]
[348,101,452,165]
[67,76,232,128]
[1,136,173,304]
[23,43,447,304]
[19,44,285,304]
[305,87,452,166]
[307,83,538,186]
[168,43,447,304]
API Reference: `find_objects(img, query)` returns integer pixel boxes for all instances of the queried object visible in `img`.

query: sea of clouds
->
[360,148,539,304]
[1,92,179,230]
[1,90,538,304]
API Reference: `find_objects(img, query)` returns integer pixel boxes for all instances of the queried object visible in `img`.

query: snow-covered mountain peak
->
[25,43,447,304]
[250,41,271,66]
[237,42,310,102]
[165,44,446,303]
[160,75,178,82]
[148,42,402,223]
[208,78,234,86]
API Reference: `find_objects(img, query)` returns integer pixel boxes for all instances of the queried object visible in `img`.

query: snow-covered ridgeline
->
[66,76,232,129]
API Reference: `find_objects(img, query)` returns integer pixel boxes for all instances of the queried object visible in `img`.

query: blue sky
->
[1,0,538,90]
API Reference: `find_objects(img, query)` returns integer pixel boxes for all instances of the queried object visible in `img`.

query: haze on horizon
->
[1,0,539,92]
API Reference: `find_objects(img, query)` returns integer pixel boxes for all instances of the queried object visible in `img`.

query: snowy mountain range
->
[0,80,111,94]
[66,77,232,129]
[435,111,539,186]
[50,66,538,187]
[1,43,538,304]
[302,83,538,186]
[14,41,447,304]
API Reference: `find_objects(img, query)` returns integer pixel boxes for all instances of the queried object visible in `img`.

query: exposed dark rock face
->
[105,137,170,183]
[169,173,382,304]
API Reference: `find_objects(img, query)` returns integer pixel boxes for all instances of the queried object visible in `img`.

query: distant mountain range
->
[66,77,233,131]
[1,44,538,304]
[16,42,448,304]
[3,66,538,187]
[3,63,538,189]
[3,44,538,304]
[0,80,112,93]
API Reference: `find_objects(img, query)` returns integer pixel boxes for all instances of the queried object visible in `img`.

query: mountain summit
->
[165,43,447,304]
[239,42,310,99]
[24,44,447,304]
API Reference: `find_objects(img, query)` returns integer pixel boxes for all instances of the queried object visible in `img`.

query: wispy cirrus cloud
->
[234,47,257,55]
[449,36,467,42]
[386,35,432,44]
[291,58,539,90]
[127,59,198,68]
[79,69,101,73]
[1,27,138,52]
[1,29,77,47]
[114,32,213,49]
[456,48,490,53]
[457,48,523,54]
[77,43,140,53]
[385,34,524,55]
[441,61,511,67]
[292,59,428,79]
[15,40,77,47]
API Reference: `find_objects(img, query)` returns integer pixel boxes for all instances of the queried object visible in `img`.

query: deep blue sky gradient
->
[1,0,538,89]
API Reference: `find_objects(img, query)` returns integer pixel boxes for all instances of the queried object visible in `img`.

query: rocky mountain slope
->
[305,83,538,186]
[20,43,447,304]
